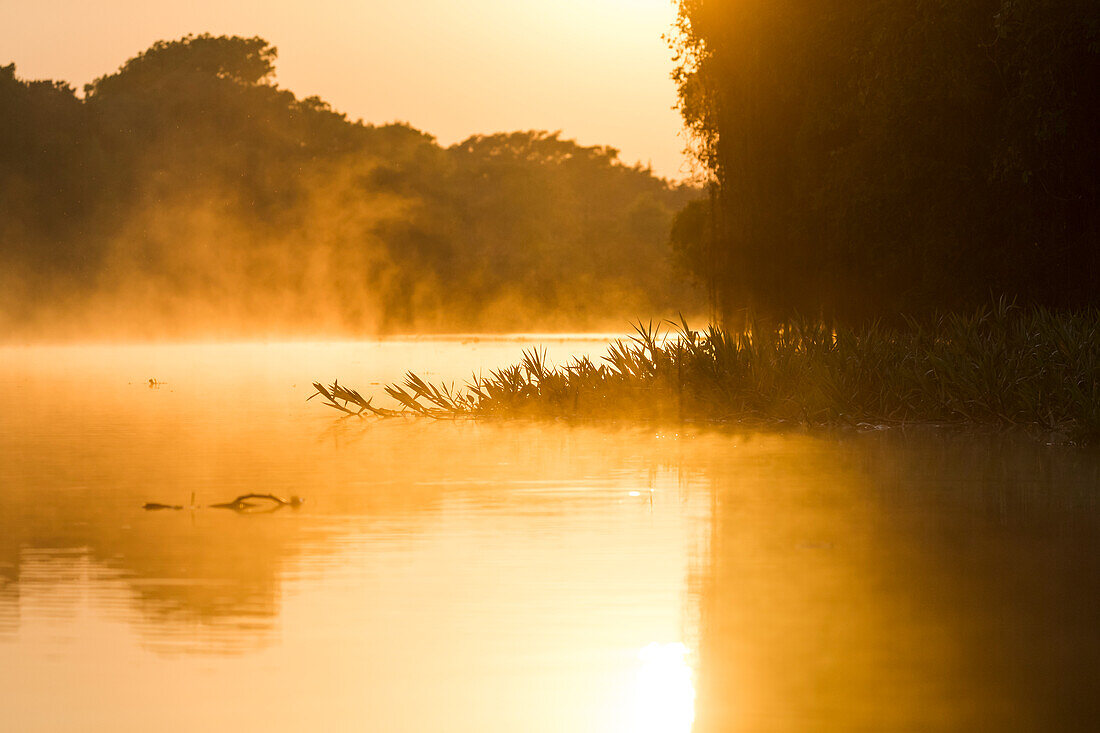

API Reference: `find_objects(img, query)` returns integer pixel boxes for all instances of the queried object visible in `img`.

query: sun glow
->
[0,0,688,178]
[625,642,697,733]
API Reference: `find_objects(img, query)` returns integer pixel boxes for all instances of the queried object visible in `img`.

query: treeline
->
[671,0,1099,321]
[0,35,700,338]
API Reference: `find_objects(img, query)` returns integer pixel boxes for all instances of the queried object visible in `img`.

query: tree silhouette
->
[0,37,701,337]
[672,0,1100,320]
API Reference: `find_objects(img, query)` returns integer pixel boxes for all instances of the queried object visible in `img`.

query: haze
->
[0,0,689,180]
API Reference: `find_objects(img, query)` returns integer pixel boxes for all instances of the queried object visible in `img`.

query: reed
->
[312,301,1100,441]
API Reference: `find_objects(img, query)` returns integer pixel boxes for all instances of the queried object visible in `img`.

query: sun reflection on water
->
[625,642,696,733]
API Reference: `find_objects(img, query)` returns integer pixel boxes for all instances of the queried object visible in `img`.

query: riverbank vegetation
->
[0,35,700,338]
[313,303,1099,441]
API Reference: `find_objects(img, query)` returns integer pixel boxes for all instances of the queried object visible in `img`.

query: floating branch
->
[210,493,305,511]
[143,493,304,512]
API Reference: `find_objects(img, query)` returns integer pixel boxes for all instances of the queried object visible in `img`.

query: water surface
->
[1,339,1097,731]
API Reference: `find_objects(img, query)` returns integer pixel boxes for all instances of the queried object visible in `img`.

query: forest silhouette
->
[671,0,1099,322]
[0,35,700,339]
[4,5,1098,338]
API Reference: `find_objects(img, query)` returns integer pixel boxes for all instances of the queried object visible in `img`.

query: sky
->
[1,0,694,180]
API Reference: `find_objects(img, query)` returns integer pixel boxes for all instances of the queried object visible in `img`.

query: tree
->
[0,38,702,337]
[671,0,1100,320]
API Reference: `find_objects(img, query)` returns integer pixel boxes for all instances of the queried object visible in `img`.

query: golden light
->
[624,642,696,733]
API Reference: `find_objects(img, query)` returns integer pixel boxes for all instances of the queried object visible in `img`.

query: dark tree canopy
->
[87,34,278,96]
[672,0,1100,321]
[0,36,700,338]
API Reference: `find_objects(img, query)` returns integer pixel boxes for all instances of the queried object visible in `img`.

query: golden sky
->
[2,0,691,180]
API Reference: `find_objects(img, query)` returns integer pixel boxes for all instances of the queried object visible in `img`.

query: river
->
[1,339,1097,732]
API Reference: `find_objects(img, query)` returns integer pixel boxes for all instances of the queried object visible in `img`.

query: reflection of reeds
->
[313,301,1100,440]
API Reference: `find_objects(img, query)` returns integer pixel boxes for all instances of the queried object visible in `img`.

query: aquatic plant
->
[313,301,1100,440]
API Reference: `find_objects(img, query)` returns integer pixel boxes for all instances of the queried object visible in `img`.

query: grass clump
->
[312,301,1100,441]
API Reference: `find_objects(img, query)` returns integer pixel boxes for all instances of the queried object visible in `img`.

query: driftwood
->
[143,493,304,512]
[210,493,305,511]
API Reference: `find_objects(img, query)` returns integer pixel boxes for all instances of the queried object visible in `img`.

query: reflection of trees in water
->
[0,509,290,651]
[13,394,1096,719]
[690,433,1100,732]
[0,420,693,655]
[109,515,291,634]
[0,541,19,637]
[851,435,1100,732]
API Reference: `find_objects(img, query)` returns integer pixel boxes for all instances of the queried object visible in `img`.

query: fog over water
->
[4,3,1099,730]
[2,339,1097,731]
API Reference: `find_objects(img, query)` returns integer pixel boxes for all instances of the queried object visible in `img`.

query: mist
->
[0,35,702,342]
